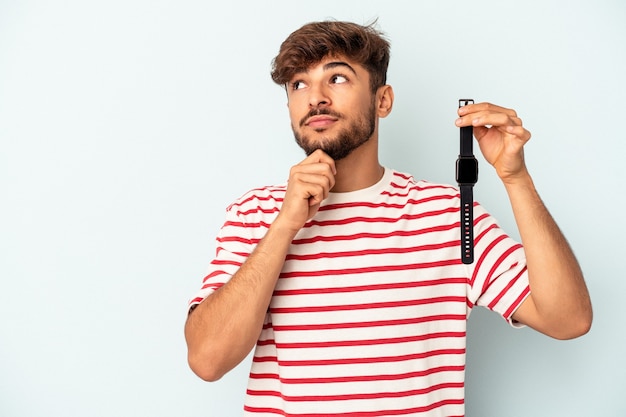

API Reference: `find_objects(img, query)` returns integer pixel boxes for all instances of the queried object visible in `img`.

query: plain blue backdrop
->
[1,1,624,415]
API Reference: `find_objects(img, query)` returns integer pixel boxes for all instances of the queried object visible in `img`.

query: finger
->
[456,112,522,130]
[301,149,337,174]
[455,112,508,128]
[473,123,531,143]
[288,161,337,205]
[472,125,489,141]
[290,163,336,191]
[503,125,532,142]
[457,102,519,127]
[458,102,517,118]
[290,172,333,203]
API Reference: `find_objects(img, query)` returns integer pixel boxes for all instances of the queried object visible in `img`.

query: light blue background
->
[1,1,624,416]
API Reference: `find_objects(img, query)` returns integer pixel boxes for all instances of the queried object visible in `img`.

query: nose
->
[308,82,331,108]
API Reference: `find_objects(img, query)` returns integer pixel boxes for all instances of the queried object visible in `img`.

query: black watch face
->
[456,157,478,184]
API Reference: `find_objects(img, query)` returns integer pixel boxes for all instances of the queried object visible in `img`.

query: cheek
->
[287,102,304,126]
[288,109,298,127]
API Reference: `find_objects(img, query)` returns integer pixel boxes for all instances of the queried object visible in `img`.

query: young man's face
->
[286,56,377,161]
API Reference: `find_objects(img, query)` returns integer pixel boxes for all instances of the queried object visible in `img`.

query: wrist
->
[501,167,533,188]
[270,214,303,242]
[502,170,542,209]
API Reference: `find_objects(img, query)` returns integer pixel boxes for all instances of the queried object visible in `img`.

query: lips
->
[305,114,338,128]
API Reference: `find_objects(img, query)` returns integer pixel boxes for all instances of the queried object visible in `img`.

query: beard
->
[291,100,376,161]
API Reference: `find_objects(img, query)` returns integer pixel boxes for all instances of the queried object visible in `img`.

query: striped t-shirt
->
[190,168,530,416]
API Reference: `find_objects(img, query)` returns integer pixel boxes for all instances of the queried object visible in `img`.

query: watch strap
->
[460,184,474,264]
[460,123,473,157]
[458,99,475,264]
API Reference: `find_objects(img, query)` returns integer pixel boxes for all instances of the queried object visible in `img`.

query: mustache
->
[299,108,343,127]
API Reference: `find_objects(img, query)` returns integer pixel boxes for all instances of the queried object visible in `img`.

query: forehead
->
[292,55,366,78]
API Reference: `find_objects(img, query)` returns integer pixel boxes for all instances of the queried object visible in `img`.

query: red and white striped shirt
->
[190,168,529,416]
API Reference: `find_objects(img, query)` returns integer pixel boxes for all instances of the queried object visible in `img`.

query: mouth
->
[304,114,338,129]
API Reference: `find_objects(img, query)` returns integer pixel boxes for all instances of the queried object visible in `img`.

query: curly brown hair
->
[270,20,390,93]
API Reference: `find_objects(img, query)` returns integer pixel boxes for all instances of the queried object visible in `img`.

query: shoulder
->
[385,169,459,198]
[225,183,287,217]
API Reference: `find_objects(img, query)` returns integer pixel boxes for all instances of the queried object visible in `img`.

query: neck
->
[330,135,383,193]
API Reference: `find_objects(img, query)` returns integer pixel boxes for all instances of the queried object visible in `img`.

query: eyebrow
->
[323,61,358,76]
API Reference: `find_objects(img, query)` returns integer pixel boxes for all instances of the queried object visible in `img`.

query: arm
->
[456,103,592,339]
[184,150,336,381]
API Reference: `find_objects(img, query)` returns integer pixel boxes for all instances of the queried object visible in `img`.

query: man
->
[185,21,592,416]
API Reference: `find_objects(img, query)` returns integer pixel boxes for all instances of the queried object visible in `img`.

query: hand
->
[275,149,336,234]
[456,102,532,184]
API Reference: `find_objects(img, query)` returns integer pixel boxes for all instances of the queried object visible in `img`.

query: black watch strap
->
[457,99,477,264]
[460,183,474,264]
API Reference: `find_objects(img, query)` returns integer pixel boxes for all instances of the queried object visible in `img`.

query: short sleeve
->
[467,204,531,326]
[187,185,283,310]
[188,206,257,308]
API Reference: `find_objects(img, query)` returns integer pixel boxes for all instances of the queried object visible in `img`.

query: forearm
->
[184,221,296,381]
[185,151,337,380]
[505,171,592,338]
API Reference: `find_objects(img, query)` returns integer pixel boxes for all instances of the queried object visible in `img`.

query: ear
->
[376,85,394,118]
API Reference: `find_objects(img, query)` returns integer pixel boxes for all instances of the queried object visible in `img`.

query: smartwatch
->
[455,99,478,264]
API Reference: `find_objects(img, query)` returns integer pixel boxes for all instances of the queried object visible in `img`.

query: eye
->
[331,74,348,84]
[290,80,306,90]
